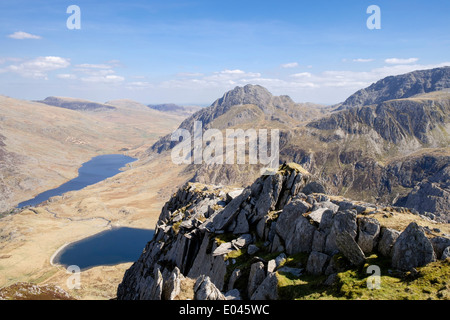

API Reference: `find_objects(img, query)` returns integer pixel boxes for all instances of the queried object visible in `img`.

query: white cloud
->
[81,74,125,83]
[219,69,246,74]
[125,81,153,90]
[8,31,42,40]
[73,62,125,83]
[385,58,419,64]
[290,72,312,78]
[176,72,204,77]
[353,58,374,63]
[281,62,299,68]
[75,63,112,69]
[1,56,70,79]
[57,73,77,80]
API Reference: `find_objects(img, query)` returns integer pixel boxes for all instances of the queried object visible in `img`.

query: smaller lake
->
[17,154,136,208]
[53,227,155,270]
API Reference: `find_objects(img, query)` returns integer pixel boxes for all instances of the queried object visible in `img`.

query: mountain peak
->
[210,84,274,112]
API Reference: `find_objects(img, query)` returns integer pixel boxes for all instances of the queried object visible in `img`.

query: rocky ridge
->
[117,163,450,300]
[337,66,450,110]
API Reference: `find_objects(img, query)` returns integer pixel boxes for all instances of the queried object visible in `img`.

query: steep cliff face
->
[116,164,450,300]
[308,93,450,145]
[337,67,450,110]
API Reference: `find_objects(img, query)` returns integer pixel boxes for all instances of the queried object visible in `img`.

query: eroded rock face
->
[116,164,448,301]
[337,67,450,110]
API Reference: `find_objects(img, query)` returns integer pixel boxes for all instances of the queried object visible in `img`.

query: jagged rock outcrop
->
[117,163,450,300]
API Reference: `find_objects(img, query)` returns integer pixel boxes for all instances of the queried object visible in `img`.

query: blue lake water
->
[17,154,136,208]
[53,227,155,270]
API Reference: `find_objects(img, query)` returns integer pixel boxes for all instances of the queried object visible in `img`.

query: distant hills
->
[36,96,204,117]
[36,96,117,112]
[148,103,203,116]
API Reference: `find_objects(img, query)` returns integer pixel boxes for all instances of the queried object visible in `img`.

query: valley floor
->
[0,155,191,300]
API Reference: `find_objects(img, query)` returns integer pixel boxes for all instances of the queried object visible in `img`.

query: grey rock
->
[247,261,266,297]
[250,272,279,300]
[275,253,287,268]
[325,210,358,254]
[150,268,164,300]
[188,234,227,291]
[209,188,251,231]
[225,289,241,300]
[312,230,327,252]
[247,244,260,255]
[442,247,450,260]
[285,215,316,255]
[256,216,269,240]
[227,189,244,201]
[357,217,381,254]
[194,276,226,300]
[212,242,234,256]
[162,267,184,300]
[306,251,330,275]
[227,269,242,291]
[391,222,436,271]
[231,234,253,250]
[302,181,327,195]
[324,273,338,286]
[430,236,450,259]
[277,266,303,277]
[313,201,339,214]
[335,231,366,266]
[308,208,332,225]
[377,227,400,257]
[275,198,310,242]
[253,174,283,222]
[267,259,277,273]
[233,209,249,234]
[270,234,284,253]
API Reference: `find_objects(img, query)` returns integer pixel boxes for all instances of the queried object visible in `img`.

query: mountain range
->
[0,66,449,300]
[147,67,450,222]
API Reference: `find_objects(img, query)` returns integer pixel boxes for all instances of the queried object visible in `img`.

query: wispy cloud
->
[290,72,312,78]
[8,31,42,40]
[385,58,419,64]
[353,58,374,63]
[57,73,77,80]
[281,62,299,68]
[72,62,125,83]
[176,72,204,77]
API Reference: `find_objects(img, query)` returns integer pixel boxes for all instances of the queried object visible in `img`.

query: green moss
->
[277,272,330,300]
[277,254,450,300]
[171,220,182,235]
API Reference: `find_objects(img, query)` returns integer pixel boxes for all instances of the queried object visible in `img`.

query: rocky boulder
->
[391,222,436,270]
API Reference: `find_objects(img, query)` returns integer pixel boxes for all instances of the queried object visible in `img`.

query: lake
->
[17,154,136,208]
[52,227,155,270]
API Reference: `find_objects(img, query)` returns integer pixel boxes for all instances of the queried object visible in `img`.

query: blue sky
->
[0,0,449,105]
